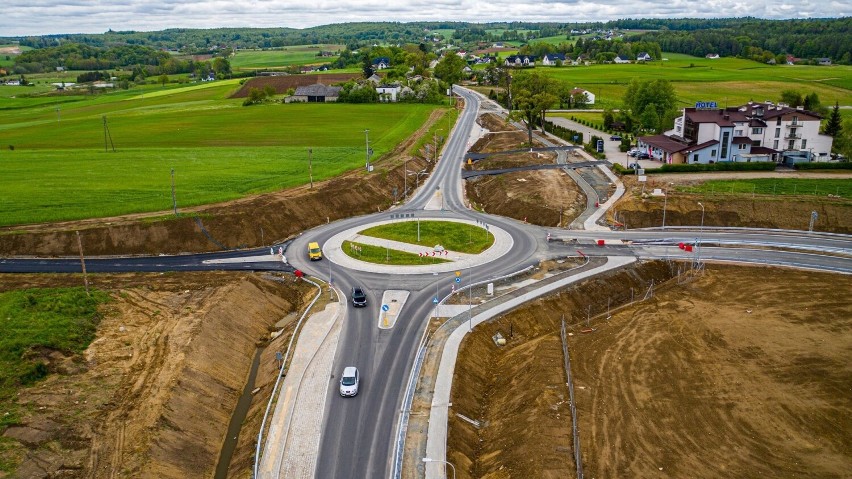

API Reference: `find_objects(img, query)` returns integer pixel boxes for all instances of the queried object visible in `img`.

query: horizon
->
[2,1,850,38]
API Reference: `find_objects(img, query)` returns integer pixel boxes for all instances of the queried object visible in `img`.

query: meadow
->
[342,240,450,265]
[230,44,343,70]
[0,79,440,225]
[359,220,495,253]
[679,178,852,198]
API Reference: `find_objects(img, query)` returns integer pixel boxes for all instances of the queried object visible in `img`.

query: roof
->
[739,101,821,121]
[732,136,751,145]
[685,108,749,127]
[293,84,342,97]
[544,53,566,61]
[688,139,720,152]
[638,134,691,153]
[750,146,777,154]
[372,56,390,65]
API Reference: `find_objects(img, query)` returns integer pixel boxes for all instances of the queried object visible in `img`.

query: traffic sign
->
[455,277,461,283]
[381,304,390,312]
[433,297,439,304]
[455,271,461,277]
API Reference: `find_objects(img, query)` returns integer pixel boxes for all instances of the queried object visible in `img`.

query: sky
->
[2,0,850,37]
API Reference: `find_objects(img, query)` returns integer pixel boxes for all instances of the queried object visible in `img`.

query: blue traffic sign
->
[455,277,461,283]
[381,304,390,312]
[433,297,439,304]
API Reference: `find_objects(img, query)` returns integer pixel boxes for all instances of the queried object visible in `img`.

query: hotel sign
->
[695,101,718,110]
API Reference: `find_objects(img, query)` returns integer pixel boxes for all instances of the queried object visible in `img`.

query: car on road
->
[308,241,322,261]
[610,135,622,141]
[351,286,367,307]
[339,367,359,397]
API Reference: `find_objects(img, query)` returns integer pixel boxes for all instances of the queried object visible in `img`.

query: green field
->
[230,44,343,70]
[0,80,440,225]
[342,240,450,265]
[540,53,852,110]
[679,178,852,198]
[358,220,494,254]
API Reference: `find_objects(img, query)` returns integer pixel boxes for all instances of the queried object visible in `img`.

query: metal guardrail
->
[253,277,324,479]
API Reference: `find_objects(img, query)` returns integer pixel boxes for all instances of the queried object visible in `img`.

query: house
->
[705,53,720,59]
[614,55,631,64]
[636,52,652,62]
[571,88,595,105]
[202,73,215,82]
[641,100,833,164]
[287,84,342,103]
[376,84,402,102]
[367,74,382,84]
[504,55,536,67]
[541,53,566,66]
[818,58,832,66]
[372,57,391,70]
[462,65,473,75]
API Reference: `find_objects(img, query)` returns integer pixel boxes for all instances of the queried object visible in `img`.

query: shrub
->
[794,161,852,170]
[644,162,778,173]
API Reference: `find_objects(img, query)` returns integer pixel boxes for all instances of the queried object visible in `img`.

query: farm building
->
[287,84,342,103]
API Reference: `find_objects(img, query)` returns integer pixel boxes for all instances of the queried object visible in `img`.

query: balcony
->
[785,133,802,140]
[785,122,804,128]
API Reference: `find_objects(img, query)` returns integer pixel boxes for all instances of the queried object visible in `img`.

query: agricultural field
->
[230,44,343,70]
[540,53,852,110]
[0,79,440,225]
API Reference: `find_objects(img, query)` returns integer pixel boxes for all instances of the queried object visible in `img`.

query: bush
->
[794,161,852,170]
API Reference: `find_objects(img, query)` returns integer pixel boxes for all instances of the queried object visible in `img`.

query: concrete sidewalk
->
[258,299,344,479]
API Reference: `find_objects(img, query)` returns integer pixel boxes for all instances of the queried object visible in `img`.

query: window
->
[693,154,699,162]
[775,128,780,138]
[801,139,807,149]
[776,117,782,125]
[739,143,747,150]
[735,129,743,136]
[721,132,730,158]
[773,140,779,149]
[752,127,763,135]
[788,140,795,150]
[792,115,798,125]
[711,149,717,157]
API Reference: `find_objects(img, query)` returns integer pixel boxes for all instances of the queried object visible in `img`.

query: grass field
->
[358,220,494,254]
[230,44,343,70]
[680,178,852,198]
[342,240,450,265]
[541,53,852,110]
[0,80,439,225]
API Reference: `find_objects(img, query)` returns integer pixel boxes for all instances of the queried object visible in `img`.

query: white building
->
[639,101,832,164]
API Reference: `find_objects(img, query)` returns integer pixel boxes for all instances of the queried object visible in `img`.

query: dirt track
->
[447,264,852,478]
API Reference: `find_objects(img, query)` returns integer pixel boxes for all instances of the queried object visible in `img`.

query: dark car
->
[637,152,651,159]
[610,135,622,141]
[351,287,367,307]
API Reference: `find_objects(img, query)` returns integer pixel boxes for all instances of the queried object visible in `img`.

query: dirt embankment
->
[612,176,852,233]
[448,263,852,478]
[0,110,445,257]
[0,272,314,479]
[465,113,586,226]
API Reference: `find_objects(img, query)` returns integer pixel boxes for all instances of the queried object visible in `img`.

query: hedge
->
[642,162,778,173]
[793,161,852,170]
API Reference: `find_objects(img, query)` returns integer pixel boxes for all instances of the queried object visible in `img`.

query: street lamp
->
[698,202,705,230]
[365,129,370,170]
[697,202,705,268]
[422,457,456,479]
[661,182,674,229]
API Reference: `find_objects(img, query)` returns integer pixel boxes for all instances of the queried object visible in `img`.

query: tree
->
[212,57,231,78]
[779,89,803,107]
[803,92,821,112]
[362,53,374,79]
[433,53,466,89]
[823,101,842,137]
[159,74,169,86]
[623,78,678,133]
[507,70,557,146]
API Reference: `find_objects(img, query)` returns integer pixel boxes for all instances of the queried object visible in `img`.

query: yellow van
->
[308,242,323,261]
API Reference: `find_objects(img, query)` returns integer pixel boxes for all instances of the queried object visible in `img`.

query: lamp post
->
[697,202,705,268]
[698,202,705,230]
[404,158,408,200]
[661,182,673,229]
[422,458,456,479]
[365,129,370,170]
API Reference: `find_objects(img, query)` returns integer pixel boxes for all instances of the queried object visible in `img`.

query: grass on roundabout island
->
[342,241,450,265]
[358,220,494,254]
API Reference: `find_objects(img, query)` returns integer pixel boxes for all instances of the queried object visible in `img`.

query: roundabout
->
[322,217,516,274]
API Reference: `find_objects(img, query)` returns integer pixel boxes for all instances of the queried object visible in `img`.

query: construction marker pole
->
[76,231,90,296]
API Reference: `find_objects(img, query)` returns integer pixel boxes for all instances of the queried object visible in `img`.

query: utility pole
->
[171,168,178,215]
[404,158,408,200]
[308,148,314,189]
[364,129,370,171]
[76,231,90,296]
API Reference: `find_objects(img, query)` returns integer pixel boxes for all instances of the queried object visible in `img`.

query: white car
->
[339,367,359,397]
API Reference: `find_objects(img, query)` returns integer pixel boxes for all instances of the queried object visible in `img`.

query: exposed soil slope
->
[448,264,852,478]
[0,273,313,479]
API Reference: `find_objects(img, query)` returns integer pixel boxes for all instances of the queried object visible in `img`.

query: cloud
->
[1,0,849,36]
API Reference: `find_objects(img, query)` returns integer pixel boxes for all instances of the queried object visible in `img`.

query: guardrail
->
[560,317,583,479]
[253,277,324,479]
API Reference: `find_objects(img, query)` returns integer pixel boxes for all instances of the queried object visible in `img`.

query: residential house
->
[640,101,832,164]
[504,55,536,67]
[372,57,391,70]
[636,52,652,61]
[705,53,720,59]
[541,53,566,66]
[571,88,595,105]
[614,55,631,64]
[376,84,402,102]
[367,74,383,84]
[287,84,342,103]
[818,58,832,66]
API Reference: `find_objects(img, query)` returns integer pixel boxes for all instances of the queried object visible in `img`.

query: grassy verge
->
[680,178,851,197]
[358,220,494,254]
[342,240,450,265]
[0,287,110,473]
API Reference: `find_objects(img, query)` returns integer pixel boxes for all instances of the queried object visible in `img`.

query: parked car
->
[351,286,367,307]
[627,149,641,157]
[637,152,651,159]
[339,366,359,397]
[610,135,622,141]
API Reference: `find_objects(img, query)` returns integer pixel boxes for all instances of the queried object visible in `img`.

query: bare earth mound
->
[0,273,313,478]
[448,264,852,478]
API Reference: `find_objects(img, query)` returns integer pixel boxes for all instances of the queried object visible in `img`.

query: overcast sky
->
[3,0,850,37]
